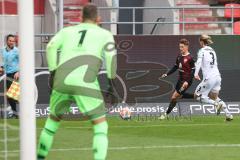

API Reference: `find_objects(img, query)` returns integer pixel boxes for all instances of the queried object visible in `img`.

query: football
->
[119,107,132,120]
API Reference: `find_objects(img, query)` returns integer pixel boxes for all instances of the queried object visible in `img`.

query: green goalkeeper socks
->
[93,121,108,160]
[37,117,107,159]
[37,118,60,159]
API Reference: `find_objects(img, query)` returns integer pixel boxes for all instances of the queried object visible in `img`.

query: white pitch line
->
[0,138,19,142]
[2,144,240,153]
[62,123,237,129]
[0,123,236,131]
[0,153,18,158]
[0,123,19,130]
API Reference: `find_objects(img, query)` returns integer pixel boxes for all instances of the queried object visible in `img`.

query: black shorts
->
[175,80,192,95]
[6,72,17,89]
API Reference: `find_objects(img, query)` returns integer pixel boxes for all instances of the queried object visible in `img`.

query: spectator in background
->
[0,34,19,118]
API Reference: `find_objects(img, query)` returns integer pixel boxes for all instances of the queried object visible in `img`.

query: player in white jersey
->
[194,34,233,121]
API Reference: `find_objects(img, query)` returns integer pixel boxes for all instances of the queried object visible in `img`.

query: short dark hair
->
[6,34,15,41]
[179,38,189,46]
[82,3,98,21]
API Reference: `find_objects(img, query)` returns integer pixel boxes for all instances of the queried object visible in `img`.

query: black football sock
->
[166,100,177,114]
[182,92,194,99]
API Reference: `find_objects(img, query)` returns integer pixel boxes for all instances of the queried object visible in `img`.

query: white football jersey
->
[194,46,220,79]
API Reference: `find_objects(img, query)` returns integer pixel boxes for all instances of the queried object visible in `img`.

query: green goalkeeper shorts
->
[49,90,106,120]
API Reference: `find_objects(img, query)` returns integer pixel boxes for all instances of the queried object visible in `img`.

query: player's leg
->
[194,79,217,105]
[181,81,194,99]
[208,76,233,120]
[182,92,194,99]
[166,91,181,115]
[75,94,108,160]
[91,116,108,160]
[160,81,183,119]
[37,115,61,160]
[166,80,194,114]
[209,92,232,118]
[37,90,71,159]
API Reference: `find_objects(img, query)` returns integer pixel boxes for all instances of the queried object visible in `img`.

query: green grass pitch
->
[0,115,240,160]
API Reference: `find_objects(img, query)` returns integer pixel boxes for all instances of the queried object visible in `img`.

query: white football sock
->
[216,97,232,117]
[196,96,216,105]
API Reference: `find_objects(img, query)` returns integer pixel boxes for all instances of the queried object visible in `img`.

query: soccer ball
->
[119,107,131,120]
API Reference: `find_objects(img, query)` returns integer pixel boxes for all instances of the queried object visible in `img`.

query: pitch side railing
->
[34,6,240,66]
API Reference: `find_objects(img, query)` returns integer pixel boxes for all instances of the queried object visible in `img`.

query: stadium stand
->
[234,21,240,34]
[209,1,240,34]
[63,0,89,26]
[176,0,240,34]
[177,0,222,34]
[0,0,44,15]
[210,0,240,5]
[224,3,240,18]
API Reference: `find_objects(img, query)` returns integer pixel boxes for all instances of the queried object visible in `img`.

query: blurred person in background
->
[0,34,19,118]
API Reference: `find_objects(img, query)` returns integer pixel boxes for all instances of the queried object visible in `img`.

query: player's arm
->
[162,57,178,78]
[46,29,64,90]
[166,64,178,76]
[194,50,203,80]
[102,34,117,100]
[103,34,117,80]
[46,29,64,71]
[188,56,195,83]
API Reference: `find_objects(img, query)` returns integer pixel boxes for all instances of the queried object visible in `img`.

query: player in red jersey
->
[160,39,195,119]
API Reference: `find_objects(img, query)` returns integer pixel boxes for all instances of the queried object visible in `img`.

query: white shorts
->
[195,75,221,98]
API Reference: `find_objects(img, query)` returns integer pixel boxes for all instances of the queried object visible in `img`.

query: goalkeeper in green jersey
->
[37,3,117,160]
